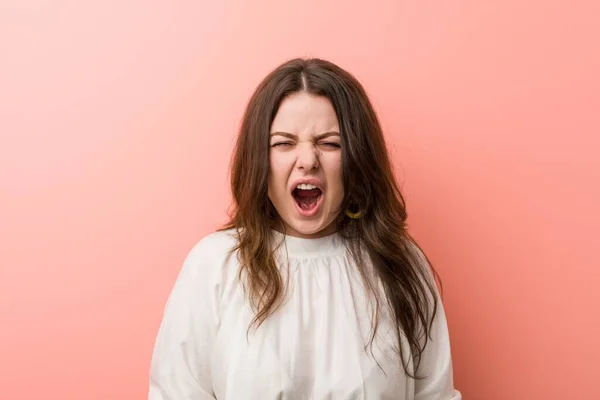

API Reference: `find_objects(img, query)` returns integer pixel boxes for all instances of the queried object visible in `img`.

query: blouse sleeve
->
[412,244,462,400]
[414,248,462,400]
[149,239,220,400]
[414,292,462,400]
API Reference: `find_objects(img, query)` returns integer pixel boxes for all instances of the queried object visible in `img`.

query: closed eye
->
[271,142,294,148]
[318,142,341,149]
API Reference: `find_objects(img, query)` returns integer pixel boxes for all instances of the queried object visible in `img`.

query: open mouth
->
[292,184,323,213]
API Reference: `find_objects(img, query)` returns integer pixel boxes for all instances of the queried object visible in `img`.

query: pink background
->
[1,1,599,399]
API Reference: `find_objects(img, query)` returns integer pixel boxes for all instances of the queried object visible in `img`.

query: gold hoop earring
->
[345,207,362,219]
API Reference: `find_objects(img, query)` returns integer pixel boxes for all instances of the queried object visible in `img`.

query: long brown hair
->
[221,58,441,379]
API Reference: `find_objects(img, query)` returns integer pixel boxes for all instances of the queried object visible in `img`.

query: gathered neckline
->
[270,229,348,258]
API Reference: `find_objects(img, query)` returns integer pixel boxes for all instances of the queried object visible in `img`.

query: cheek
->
[268,153,290,196]
[324,156,344,200]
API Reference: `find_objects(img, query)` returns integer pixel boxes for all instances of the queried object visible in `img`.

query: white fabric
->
[149,229,462,400]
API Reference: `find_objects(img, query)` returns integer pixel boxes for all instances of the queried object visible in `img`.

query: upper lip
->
[290,178,324,193]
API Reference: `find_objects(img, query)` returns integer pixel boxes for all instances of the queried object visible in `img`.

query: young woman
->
[149,58,462,399]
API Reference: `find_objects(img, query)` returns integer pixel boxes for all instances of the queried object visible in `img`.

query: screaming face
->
[268,92,344,239]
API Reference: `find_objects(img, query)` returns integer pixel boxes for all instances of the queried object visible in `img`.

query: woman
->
[149,58,462,399]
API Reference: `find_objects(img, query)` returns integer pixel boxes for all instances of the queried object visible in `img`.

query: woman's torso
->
[208,230,416,400]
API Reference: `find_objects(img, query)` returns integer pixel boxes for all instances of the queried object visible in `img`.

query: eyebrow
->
[269,131,341,140]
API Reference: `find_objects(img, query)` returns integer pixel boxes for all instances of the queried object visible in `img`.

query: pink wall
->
[1,1,598,399]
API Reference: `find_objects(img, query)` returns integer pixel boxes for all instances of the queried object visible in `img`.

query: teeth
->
[296,183,318,190]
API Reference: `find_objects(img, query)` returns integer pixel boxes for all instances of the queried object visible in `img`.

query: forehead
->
[270,92,339,135]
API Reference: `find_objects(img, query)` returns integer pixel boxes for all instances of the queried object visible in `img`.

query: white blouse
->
[149,229,461,400]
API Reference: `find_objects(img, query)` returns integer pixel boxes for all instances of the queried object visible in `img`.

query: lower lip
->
[293,193,324,217]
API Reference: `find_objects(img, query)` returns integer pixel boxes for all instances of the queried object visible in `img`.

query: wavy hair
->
[221,58,441,379]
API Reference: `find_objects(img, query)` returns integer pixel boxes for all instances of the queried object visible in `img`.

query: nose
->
[296,141,319,170]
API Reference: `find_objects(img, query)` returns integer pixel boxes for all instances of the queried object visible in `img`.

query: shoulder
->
[178,229,240,282]
[159,231,240,325]
[187,229,238,261]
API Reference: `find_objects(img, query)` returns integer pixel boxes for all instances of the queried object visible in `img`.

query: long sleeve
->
[149,239,220,400]
[414,284,462,400]
[408,240,462,400]
[415,301,462,400]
